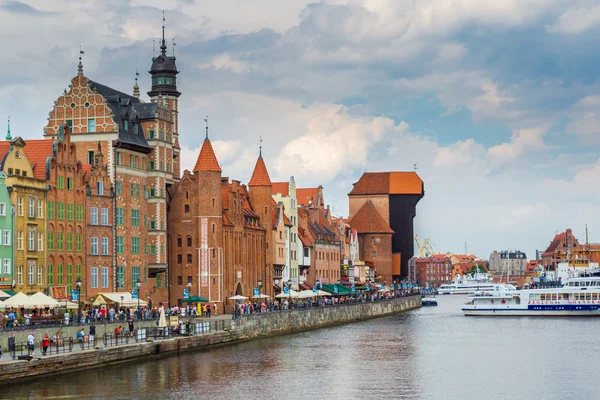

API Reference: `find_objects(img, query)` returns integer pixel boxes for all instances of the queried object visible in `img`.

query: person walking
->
[213,302,218,316]
[89,323,96,344]
[77,329,85,349]
[27,332,35,357]
[41,334,50,355]
[128,318,135,337]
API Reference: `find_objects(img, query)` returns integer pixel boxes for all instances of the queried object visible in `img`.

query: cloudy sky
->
[2,0,600,259]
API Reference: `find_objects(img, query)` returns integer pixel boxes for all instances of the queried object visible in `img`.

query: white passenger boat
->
[438,273,494,295]
[462,276,600,316]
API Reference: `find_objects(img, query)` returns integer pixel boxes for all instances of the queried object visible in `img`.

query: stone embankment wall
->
[0,296,420,383]
[232,295,421,338]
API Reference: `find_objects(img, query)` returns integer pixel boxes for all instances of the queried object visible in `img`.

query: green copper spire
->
[5,116,11,140]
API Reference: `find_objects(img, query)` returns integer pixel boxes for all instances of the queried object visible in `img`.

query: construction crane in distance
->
[414,235,439,257]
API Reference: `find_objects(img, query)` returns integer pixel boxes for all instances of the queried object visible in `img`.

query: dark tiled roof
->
[132,103,158,120]
[88,80,152,153]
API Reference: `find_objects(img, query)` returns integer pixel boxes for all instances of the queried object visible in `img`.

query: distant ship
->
[463,262,600,316]
[438,273,494,295]
[421,288,438,306]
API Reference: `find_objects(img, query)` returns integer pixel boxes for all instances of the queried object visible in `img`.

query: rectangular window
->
[67,204,74,220]
[131,209,139,227]
[116,236,124,254]
[48,201,55,219]
[132,266,140,285]
[76,204,83,221]
[28,197,36,217]
[101,267,109,288]
[3,230,10,246]
[28,230,35,251]
[57,176,64,189]
[57,203,64,220]
[17,265,23,285]
[88,150,94,165]
[57,232,63,250]
[2,259,10,275]
[57,264,63,285]
[116,181,122,195]
[37,266,43,286]
[136,184,139,198]
[132,237,140,254]
[91,207,98,225]
[47,232,53,250]
[37,200,43,218]
[28,264,35,285]
[117,266,124,288]
[76,233,82,252]
[88,118,96,133]
[150,245,156,255]
[150,220,156,230]
[37,232,43,251]
[97,181,104,195]
[116,208,124,225]
[157,273,162,288]
[91,237,98,255]
[66,264,73,293]
[101,237,109,255]
[66,119,73,129]
[101,208,109,225]
[150,188,156,197]
[91,267,98,289]
[149,161,155,171]
[67,177,73,190]
[115,152,121,165]
[130,183,134,196]
[66,233,73,251]
[1,202,9,216]
[17,197,22,216]
[149,130,155,139]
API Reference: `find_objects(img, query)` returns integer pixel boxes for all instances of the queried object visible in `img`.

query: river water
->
[3,295,599,400]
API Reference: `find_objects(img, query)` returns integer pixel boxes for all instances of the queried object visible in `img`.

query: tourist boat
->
[462,275,600,316]
[438,273,494,295]
[421,295,438,306]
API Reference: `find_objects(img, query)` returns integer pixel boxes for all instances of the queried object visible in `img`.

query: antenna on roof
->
[78,45,85,75]
[332,200,338,215]
[203,116,208,139]
[413,162,418,171]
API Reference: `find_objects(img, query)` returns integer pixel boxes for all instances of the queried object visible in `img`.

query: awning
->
[2,289,16,296]
[182,296,209,303]
[29,292,61,308]
[321,284,354,295]
[94,292,147,307]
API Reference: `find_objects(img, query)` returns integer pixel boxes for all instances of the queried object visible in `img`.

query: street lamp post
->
[258,279,263,299]
[186,281,192,317]
[76,277,82,324]
[136,279,141,320]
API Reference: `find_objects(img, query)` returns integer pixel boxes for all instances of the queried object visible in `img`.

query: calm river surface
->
[3,295,599,400]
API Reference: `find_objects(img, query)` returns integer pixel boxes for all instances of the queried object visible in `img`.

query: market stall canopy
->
[251,294,271,299]
[29,292,60,308]
[94,292,147,307]
[321,284,353,295]
[228,295,248,300]
[297,290,317,299]
[2,292,37,308]
[182,295,209,303]
[0,289,10,300]
[63,301,79,309]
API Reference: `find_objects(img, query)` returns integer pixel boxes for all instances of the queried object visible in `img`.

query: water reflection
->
[2,296,599,399]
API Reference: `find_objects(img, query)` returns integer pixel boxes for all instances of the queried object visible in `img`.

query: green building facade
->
[0,171,14,290]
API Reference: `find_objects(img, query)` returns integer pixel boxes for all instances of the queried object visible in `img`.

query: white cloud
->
[547,5,600,34]
[433,139,485,167]
[487,128,547,171]
[565,95,600,144]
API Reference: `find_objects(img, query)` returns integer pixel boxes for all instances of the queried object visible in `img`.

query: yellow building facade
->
[1,137,48,293]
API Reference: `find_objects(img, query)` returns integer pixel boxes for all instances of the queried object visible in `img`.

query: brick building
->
[348,172,424,282]
[167,134,274,312]
[41,28,179,303]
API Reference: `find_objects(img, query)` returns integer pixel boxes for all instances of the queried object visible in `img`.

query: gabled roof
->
[349,172,423,196]
[248,155,271,186]
[348,200,394,234]
[543,232,567,256]
[0,142,11,165]
[296,188,320,207]
[23,140,54,180]
[193,138,221,173]
[271,182,289,196]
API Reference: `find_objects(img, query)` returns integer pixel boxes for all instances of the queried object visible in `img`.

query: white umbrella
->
[158,306,167,328]
[316,290,332,297]
[251,294,271,299]
[3,292,36,308]
[228,295,248,300]
[298,290,317,299]
[29,292,60,308]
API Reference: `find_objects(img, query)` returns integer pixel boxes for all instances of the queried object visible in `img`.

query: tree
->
[469,264,486,275]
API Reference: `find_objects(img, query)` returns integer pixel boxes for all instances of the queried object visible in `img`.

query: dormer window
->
[124,120,129,131]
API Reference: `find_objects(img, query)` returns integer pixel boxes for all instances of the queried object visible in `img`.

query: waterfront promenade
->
[0,296,420,383]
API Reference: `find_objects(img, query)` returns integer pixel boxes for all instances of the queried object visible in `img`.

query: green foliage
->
[469,264,486,275]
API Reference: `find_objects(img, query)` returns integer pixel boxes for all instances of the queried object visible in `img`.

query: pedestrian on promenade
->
[213,302,218,316]
[128,318,134,337]
[77,329,85,349]
[27,332,35,357]
[206,303,211,318]
[89,323,96,344]
[109,307,115,322]
[42,334,50,355]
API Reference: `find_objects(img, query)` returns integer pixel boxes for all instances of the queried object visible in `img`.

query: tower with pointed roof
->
[248,145,274,297]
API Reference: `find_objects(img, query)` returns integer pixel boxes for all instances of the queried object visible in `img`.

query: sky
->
[1,0,600,260]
